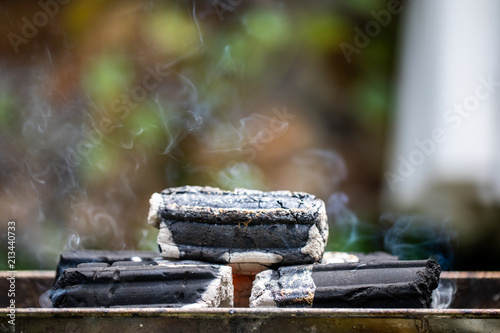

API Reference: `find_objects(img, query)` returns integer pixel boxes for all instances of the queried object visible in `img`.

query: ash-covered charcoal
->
[51,261,233,308]
[250,260,441,308]
[321,251,399,264]
[55,250,160,280]
[148,186,328,274]
[321,252,360,264]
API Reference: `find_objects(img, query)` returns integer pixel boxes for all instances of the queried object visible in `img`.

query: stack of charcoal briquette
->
[50,186,441,308]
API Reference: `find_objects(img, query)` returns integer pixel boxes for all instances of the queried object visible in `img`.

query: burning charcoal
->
[250,260,441,308]
[148,186,328,274]
[51,261,233,308]
[233,274,255,307]
[55,250,160,280]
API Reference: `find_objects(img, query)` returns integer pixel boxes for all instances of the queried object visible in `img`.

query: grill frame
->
[1,271,499,332]
[4,307,500,332]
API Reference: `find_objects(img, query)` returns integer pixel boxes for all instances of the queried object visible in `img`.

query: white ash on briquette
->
[148,186,329,274]
[249,260,441,308]
[321,251,399,264]
[50,260,233,308]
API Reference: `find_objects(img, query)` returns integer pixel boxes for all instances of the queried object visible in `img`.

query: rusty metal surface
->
[0,271,54,308]
[441,271,500,309]
[1,308,499,333]
[441,271,500,279]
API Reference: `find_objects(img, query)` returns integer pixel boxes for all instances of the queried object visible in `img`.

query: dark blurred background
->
[0,0,498,271]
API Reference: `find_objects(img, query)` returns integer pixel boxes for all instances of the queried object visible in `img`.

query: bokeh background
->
[0,0,498,271]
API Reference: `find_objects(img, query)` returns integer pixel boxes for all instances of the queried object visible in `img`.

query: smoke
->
[318,147,376,252]
[382,214,457,270]
[381,214,458,308]
[432,279,456,309]
[328,193,359,245]
[58,228,81,252]
[327,192,379,252]
[328,197,458,308]
[0,54,168,267]
[151,71,205,157]
[39,289,52,308]
[210,161,266,190]
[323,149,458,276]
[292,149,347,198]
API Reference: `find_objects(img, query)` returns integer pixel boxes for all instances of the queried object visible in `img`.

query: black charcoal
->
[51,261,233,308]
[250,260,441,308]
[148,186,328,274]
[55,250,160,280]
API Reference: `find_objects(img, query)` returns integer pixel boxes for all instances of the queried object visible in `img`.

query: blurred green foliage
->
[0,90,16,129]
[82,54,134,102]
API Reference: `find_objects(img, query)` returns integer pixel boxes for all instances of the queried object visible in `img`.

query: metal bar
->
[1,308,499,333]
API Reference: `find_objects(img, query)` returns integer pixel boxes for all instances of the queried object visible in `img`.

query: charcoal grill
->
[1,271,499,332]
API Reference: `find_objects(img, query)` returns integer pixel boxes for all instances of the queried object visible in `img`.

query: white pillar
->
[384,0,500,207]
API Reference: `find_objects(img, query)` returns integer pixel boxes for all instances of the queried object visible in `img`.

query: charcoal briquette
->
[148,186,328,274]
[51,261,233,308]
[250,260,441,308]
